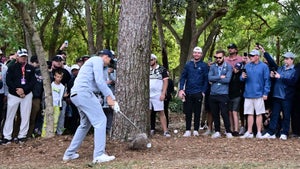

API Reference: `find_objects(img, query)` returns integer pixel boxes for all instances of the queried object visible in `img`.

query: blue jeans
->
[64,91,107,159]
[267,98,292,135]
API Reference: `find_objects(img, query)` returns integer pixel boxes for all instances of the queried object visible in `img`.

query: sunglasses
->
[214,56,223,59]
[248,55,256,57]
[150,59,154,61]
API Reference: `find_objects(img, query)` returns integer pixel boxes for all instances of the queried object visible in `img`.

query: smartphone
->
[243,52,248,57]
[64,40,68,47]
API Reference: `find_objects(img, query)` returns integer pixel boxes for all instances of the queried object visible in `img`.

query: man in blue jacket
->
[261,52,297,140]
[240,49,270,139]
[208,49,233,138]
[179,46,208,137]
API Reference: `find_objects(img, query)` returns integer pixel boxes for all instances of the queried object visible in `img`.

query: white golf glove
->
[113,101,120,113]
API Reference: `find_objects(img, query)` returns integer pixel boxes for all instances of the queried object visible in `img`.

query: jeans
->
[268,98,292,136]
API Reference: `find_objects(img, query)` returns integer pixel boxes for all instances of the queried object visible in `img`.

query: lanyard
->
[21,64,26,79]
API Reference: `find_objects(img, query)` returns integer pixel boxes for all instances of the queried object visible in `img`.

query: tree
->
[8,0,54,137]
[113,0,153,140]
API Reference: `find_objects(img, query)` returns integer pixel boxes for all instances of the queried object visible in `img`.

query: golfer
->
[63,49,117,163]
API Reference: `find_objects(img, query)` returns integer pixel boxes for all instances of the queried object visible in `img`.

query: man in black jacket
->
[1,48,36,144]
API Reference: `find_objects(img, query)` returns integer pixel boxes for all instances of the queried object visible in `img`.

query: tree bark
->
[114,0,153,140]
[155,0,168,70]
[10,1,54,137]
[85,0,96,55]
[96,0,104,51]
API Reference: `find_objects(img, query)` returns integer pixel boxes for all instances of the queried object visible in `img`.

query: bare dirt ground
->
[1,112,300,169]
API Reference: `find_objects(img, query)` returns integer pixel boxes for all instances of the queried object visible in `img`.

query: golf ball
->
[146,143,152,148]
[174,129,178,134]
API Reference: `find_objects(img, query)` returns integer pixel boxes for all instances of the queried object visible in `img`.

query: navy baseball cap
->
[98,49,114,59]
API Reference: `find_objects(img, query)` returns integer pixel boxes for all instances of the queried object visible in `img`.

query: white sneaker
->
[226,132,233,138]
[183,130,191,137]
[93,154,116,164]
[202,130,212,136]
[256,132,262,139]
[63,153,79,161]
[239,127,246,135]
[163,131,171,137]
[211,132,221,139]
[240,131,254,138]
[260,133,276,139]
[280,134,287,140]
[193,131,199,136]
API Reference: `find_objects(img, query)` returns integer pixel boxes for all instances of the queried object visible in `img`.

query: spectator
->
[49,55,71,135]
[225,43,243,68]
[178,47,208,137]
[63,49,117,163]
[149,54,171,137]
[240,49,270,139]
[1,48,36,144]
[208,49,233,138]
[291,63,300,137]
[228,62,244,136]
[261,52,297,140]
[0,56,8,137]
[65,64,80,134]
[27,55,44,138]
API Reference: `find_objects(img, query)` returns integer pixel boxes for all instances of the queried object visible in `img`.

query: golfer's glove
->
[113,102,120,113]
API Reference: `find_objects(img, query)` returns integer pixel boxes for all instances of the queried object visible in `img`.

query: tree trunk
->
[96,0,104,51]
[85,0,96,55]
[11,1,54,137]
[48,1,66,58]
[114,0,153,140]
[155,0,168,70]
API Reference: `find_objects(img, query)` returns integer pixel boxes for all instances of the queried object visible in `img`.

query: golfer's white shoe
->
[63,153,79,161]
[93,154,115,163]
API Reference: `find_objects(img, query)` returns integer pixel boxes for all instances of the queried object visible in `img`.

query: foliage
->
[271,1,300,55]
[169,97,183,113]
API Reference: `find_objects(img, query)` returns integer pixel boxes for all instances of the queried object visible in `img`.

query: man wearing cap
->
[50,55,71,135]
[63,49,117,163]
[261,52,297,140]
[179,46,209,137]
[149,53,170,137]
[225,43,243,68]
[64,64,81,134]
[228,62,244,136]
[240,49,270,139]
[1,48,36,144]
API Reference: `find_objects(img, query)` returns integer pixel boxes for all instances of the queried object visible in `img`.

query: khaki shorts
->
[149,94,164,111]
[244,97,265,115]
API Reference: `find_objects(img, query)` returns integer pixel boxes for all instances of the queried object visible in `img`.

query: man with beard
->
[208,49,233,138]
[179,47,209,137]
[225,43,243,68]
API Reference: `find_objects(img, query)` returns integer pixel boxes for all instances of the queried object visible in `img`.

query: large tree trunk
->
[48,1,66,58]
[155,0,168,70]
[85,0,96,55]
[95,0,104,51]
[113,0,153,140]
[10,1,54,137]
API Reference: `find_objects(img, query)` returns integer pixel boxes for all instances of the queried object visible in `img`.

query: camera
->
[243,52,248,57]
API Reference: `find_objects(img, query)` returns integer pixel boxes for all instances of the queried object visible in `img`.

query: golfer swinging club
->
[63,49,120,164]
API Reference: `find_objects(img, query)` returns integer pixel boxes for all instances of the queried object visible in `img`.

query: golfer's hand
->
[113,102,120,112]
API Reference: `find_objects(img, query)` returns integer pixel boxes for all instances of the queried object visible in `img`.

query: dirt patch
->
[1,112,300,169]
